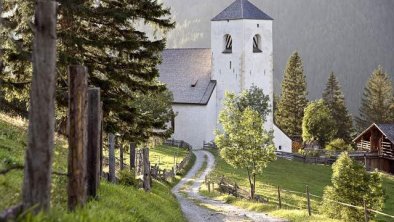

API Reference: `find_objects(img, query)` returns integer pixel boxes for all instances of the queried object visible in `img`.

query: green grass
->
[204,149,394,222]
[0,113,186,221]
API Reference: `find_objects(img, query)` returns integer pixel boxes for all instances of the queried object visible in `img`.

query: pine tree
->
[322,72,353,143]
[355,66,394,130]
[275,51,308,136]
[0,0,175,144]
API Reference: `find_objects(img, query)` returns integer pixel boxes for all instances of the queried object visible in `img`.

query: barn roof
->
[158,49,216,105]
[212,0,273,21]
[353,123,394,144]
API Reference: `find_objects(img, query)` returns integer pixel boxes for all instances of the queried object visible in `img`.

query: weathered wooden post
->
[130,143,136,170]
[22,0,57,213]
[86,88,101,199]
[306,185,311,216]
[99,102,103,177]
[207,181,211,193]
[67,65,88,211]
[143,148,151,191]
[277,186,282,209]
[108,133,116,183]
[120,144,124,170]
[364,198,369,222]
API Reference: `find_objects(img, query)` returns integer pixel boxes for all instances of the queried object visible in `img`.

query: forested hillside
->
[160,0,394,115]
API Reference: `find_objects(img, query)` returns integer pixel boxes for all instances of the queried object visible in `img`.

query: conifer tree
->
[322,72,353,143]
[0,0,175,144]
[275,51,308,136]
[355,66,394,130]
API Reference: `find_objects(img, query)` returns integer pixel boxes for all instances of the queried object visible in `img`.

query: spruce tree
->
[275,51,308,136]
[322,72,353,143]
[0,0,175,144]
[355,66,394,130]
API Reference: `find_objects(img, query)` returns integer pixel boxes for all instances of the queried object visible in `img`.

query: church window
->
[253,34,262,53]
[223,34,232,53]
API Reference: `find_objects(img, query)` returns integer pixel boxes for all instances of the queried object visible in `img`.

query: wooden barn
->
[353,123,394,174]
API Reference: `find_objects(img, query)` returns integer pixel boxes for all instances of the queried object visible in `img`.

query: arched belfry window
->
[223,34,232,53]
[253,34,262,53]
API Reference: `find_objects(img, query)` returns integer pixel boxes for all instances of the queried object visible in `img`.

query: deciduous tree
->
[302,99,337,147]
[215,92,276,199]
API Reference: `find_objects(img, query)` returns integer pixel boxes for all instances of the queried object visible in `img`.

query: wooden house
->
[353,123,394,174]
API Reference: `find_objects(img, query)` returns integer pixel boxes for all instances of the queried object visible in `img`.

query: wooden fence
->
[206,175,394,222]
[163,139,192,150]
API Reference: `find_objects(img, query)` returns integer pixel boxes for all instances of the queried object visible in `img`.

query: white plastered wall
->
[171,88,217,149]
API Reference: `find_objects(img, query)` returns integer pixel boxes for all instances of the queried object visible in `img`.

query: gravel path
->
[172,150,287,222]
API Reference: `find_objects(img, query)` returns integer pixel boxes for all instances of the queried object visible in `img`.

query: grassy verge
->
[0,113,186,221]
[202,148,394,222]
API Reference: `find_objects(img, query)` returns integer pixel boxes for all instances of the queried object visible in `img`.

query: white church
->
[159,0,292,152]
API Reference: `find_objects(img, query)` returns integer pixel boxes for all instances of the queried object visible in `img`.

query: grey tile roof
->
[376,124,394,144]
[212,0,273,21]
[158,49,216,105]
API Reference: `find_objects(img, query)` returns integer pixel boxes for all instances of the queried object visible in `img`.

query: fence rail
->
[207,175,394,221]
[163,139,192,150]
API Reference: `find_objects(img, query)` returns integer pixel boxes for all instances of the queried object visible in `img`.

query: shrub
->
[118,169,137,187]
[320,152,384,221]
[325,138,353,152]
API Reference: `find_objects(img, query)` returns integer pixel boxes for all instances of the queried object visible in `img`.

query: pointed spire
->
[212,0,273,21]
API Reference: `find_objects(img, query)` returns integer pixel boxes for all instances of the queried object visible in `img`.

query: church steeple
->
[211,0,273,21]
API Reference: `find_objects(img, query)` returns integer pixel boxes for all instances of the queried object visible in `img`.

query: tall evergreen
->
[0,0,175,144]
[355,66,394,130]
[275,51,308,136]
[322,72,353,143]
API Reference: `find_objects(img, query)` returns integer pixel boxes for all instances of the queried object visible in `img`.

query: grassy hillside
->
[0,113,186,221]
[203,149,394,222]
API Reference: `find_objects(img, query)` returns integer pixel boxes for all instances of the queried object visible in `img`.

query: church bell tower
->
[211,0,274,130]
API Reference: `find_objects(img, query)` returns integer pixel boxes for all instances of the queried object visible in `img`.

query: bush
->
[118,169,137,187]
[320,152,384,221]
[325,138,353,152]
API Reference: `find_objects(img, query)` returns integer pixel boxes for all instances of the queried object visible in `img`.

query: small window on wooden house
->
[253,34,262,53]
[223,34,232,53]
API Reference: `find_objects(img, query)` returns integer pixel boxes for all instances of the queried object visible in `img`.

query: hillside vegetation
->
[202,149,394,222]
[0,113,186,221]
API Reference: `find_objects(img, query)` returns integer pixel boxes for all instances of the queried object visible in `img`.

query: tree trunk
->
[86,88,101,199]
[22,0,57,213]
[108,134,116,183]
[67,65,88,211]
[246,168,255,199]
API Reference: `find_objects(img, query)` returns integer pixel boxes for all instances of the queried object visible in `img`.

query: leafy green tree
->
[0,0,175,144]
[275,51,308,136]
[215,92,276,199]
[232,85,270,121]
[356,66,394,130]
[302,99,337,147]
[321,152,384,221]
[325,138,353,152]
[322,72,354,143]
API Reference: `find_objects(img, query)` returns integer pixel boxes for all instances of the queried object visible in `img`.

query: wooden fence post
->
[277,186,282,209]
[143,148,151,191]
[306,185,311,216]
[364,198,369,222]
[108,133,116,183]
[21,0,57,213]
[99,102,103,177]
[120,144,124,170]
[207,181,211,193]
[67,65,88,211]
[86,88,101,199]
[130,143,136,170]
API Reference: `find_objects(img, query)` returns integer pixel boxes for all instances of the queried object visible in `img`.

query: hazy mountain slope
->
[160,0,394,116]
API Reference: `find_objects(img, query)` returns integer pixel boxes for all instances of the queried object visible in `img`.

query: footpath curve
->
[172,150,287,222]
